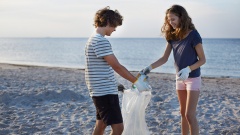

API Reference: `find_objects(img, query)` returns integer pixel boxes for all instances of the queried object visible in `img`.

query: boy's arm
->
[104,54,136,83]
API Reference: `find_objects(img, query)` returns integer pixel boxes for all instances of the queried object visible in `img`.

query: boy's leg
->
[110,123,124,135]
[92,120,107,135]
[109,95,124,135]
[92,95,123,135]
[92,96,108,135]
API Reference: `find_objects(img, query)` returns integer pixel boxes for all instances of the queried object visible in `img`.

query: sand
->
[0,63,239,135]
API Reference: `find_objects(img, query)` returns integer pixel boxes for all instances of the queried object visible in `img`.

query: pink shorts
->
[176,76,201,91]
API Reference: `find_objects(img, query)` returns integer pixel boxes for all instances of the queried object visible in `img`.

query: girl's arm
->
[189,43,206,71]
[151,43,172,69]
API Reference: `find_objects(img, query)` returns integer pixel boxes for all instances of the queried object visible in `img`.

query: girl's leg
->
[186,90,200,135]
[177,90,189,135]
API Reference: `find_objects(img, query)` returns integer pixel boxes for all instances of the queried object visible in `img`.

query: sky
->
[0,0,239,38]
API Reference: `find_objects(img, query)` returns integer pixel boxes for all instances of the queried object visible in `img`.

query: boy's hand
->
[132,75,151,92]
[177,66,191,81]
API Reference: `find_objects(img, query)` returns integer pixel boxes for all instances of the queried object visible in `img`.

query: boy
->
[85,6,148,135]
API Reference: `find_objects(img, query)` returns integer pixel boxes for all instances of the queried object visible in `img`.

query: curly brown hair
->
[161,5,196,41]
[94,6,123,28]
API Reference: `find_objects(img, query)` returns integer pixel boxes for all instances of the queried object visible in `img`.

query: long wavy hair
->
[161,5,196,41]
[94,6,123,28]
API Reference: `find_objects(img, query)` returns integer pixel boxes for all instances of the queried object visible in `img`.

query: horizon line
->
[1,37,240,39]
[0,36,240,39]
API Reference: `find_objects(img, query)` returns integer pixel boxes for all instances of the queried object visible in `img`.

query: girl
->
[140,5,206,135]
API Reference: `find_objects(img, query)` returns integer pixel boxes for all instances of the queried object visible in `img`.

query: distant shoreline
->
[0,62,239,79]
[1,37,240,39]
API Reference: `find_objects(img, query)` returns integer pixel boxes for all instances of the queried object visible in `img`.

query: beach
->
[0,63,239,135]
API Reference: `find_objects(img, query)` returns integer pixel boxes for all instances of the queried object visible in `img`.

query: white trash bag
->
[122,75,152,135]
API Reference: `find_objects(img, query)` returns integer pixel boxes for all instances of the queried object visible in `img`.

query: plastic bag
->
[122,88,152,135]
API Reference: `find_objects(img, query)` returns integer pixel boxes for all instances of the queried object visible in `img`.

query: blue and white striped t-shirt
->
[85,33,118,97]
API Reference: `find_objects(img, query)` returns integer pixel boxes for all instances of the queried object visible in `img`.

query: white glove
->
[177,66,191,81]
[132,75,151,92]
[140,65,153,75]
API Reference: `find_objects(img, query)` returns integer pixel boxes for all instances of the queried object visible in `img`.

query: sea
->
[0,38,240,78]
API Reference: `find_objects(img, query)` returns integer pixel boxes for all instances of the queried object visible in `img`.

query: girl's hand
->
[177,66,191,81]
[140,65,153,75]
